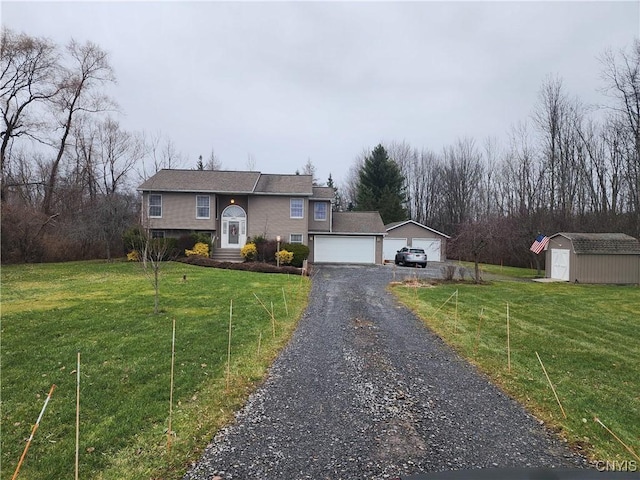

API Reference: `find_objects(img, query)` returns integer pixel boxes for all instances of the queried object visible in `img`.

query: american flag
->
[530,234,549,254]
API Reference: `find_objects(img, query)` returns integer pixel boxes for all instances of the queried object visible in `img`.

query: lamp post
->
[276,235,281,267]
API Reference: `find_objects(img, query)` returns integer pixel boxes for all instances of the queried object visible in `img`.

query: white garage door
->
[550,249,570,281]
[412,238,441,262]
[383,238,406,262]
[314,236,376,264]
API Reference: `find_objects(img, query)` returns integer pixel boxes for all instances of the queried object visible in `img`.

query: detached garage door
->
[314,236,376,264]
[412,238,441,262]
[383,238,406,262]
[550,249,570,281]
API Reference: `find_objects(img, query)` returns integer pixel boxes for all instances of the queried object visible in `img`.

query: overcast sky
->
[3,1,639,186]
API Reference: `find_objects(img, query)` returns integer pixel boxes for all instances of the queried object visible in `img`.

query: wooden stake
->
[594,417,640,462]
[226,301,233,391]
[75,352,80,480]
[535,351,567,419]
[167,318,176,453]
[12,384,56,480]
[506,303,511,372]
[282,287,289,317]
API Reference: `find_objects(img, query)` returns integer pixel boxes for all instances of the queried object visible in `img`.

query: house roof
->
[138,169,315,195]
[254,174,313,195]
[331,211,386,235]
[385,219,450,239]
[138,170,261,193]
[311,186,335,200]
[553,232,640,255]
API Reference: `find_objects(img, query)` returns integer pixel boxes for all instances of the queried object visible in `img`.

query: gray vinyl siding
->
[308,200,331,232]
[247,196,309,243]
[143,192,217,231]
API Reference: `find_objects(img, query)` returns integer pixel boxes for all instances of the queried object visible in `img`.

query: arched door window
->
[221,205,247,248]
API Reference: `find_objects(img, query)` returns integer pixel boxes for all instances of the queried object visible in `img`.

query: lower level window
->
[290,233,303,244]
[151,230,165,239]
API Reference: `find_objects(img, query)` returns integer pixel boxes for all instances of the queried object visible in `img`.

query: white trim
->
[385,220,450,239]
[196,195,210,219]
[290,198,304,219]
[149,194,162,218]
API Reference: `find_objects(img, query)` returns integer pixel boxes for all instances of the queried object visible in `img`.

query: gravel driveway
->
[184,265,585,480]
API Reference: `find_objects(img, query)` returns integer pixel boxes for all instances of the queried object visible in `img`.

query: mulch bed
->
[177,256,305,275]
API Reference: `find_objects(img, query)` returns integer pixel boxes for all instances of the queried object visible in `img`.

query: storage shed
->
[384,220,450,263]
[545,233,640,284]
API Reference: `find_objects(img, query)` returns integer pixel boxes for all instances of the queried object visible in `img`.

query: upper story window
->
[196,195,210,219]
[290,198,304,219]
[149,194,162,218]
[314,202,327,221]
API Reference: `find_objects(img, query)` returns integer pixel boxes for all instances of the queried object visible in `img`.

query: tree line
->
[344,41,640,267]
[2,28,638,267]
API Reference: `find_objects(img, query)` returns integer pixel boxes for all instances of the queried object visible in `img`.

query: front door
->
[221,205,247,249]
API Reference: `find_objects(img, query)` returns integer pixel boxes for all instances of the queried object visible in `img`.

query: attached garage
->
[545,233,640,284]
[385,220,450,263]
[309,211,386,265]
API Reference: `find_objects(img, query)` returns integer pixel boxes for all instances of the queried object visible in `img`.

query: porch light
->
[230,198,235,204]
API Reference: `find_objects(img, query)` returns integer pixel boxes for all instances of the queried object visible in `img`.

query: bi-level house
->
[138,169,385,264]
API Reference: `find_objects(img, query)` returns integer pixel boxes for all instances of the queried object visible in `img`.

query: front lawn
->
[1,260,310,479]
[392,277,639,465]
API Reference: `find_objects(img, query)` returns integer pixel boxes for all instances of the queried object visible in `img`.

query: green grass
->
[392,274,640,464]
[1,260,310,479]
[456,260,540,279]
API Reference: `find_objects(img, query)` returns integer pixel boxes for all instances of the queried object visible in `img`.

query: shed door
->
[383,238,406,262]
[411,238,441,262]
[550,249,570,281]
[314,236,376,264]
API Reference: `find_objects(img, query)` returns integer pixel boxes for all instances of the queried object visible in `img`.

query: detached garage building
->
[384,220,450,263]
[545,232,640,284]
[309,212,386,264]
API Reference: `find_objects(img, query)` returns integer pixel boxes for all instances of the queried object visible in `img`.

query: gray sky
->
[3,1,639,186]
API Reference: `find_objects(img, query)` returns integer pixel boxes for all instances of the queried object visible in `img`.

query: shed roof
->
[138,169,315,195]
[385,220,450,239]
[331,212,386,235]
[554,232,640,255]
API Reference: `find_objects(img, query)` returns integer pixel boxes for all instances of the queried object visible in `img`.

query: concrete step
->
[212,248,244,263]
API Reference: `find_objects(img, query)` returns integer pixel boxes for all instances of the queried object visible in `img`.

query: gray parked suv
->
[395,247,427,268]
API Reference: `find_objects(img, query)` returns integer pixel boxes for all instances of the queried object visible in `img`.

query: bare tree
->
[0,28,59,200]
[42,39,115,214]
[205,148,222,170]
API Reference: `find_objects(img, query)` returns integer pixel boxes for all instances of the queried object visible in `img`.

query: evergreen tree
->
[327,173,343,211]
[355,144,407,224]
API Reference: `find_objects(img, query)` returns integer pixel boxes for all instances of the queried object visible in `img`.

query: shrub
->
[241,242,258,261]
[127,250,140,262]
[275,249,294,265]
[282,243,310,268]
[185,242,209,257]
[441,264,456,281]
[177,232,212,253]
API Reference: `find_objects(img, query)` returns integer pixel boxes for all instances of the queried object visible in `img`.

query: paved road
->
[184,265,584,480]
